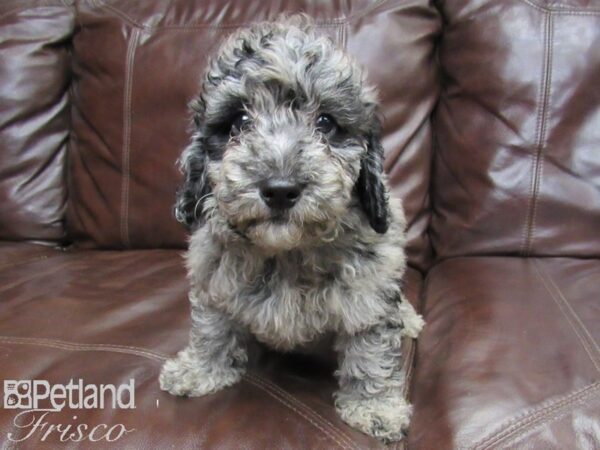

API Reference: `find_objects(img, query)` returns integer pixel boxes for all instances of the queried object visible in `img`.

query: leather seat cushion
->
[0,243,422,449]
[409,256,600,449]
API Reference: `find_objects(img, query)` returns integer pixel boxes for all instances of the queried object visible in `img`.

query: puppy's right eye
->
[231,113,251,135]
[316,114,338,136]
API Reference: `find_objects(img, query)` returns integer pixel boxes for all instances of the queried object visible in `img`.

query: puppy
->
[159,14,424,442]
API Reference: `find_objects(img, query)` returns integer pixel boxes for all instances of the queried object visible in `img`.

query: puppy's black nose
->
[260,179,303,210]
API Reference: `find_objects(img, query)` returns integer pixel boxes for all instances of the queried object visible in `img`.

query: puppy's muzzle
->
[259,179,304,210]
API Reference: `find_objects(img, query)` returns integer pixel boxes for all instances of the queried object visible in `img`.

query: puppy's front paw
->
[335,393,412,442]
[401,313,425,339]
[159,348,243,397]
[397,300,425,339]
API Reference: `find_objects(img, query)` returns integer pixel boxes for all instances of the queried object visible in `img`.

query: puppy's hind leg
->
[334,323,412,442]
[160,295,247,397]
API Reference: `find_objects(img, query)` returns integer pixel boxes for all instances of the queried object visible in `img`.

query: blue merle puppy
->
[159,14,424,442]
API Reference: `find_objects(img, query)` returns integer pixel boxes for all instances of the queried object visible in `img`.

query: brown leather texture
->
[0,241,59,271]
[0,243,422,449]
[66,0,441,270]
[0,0,73,243]
[410,257,600,449]
[430,0,600,260]
[1,0,599,448]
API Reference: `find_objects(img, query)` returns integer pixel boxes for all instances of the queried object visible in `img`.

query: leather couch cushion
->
[0,1,74,243]
[0,241,59,270]
[431,0,600,259]
[0,243,422,448]
[66,0,440,270]
[410,257,600,449]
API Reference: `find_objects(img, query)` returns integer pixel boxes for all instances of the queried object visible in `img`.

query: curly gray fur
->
[159,14,424,442]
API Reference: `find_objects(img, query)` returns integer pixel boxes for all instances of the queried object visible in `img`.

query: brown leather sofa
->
[1,1,598,449]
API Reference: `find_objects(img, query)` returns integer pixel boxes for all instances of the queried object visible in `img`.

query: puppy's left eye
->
[231,112,251,135]
[316,114,337,135]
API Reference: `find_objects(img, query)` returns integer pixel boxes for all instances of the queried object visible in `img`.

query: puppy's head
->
[176,14,389,252]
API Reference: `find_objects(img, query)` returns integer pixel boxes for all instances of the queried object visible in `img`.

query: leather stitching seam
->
[471,381,600,450]
[519,0,600,14]
[244,374,360,450]
[97,0,392,30]
[0,336,167,361]
[500,383,600,448]
[339,20,348,49]
[540,263,600,355]
[397,337,416,450]
[522,11,553,255]
[533,261,600,372]
[527,13,554,255]
[120,27,140,248]
[0,336,360,448]
[243,376,350,449]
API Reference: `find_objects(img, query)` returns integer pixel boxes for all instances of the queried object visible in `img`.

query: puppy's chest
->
[217,255,358,349]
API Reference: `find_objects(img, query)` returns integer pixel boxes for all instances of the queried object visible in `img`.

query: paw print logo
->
[4,380,32,409]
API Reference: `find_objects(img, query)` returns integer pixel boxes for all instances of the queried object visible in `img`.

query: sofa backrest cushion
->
[431,0,600,259]
[67,0,440,270]
[0,0,74,243]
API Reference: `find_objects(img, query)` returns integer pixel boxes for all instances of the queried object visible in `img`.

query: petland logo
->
[3,379,136,443]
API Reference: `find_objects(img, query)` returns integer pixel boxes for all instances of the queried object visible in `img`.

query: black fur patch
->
[356,117,390,234]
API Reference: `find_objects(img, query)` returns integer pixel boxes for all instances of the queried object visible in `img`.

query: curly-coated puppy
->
[159,14,424,442]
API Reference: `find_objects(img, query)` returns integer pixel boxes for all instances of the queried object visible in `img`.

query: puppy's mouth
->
[220,193,342,247]
[266,211,291,224]
[247,210,292,226]
[228,211,291,234]
[233,215,304,253]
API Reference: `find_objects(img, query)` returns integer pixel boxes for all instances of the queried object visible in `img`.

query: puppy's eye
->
[316,114,337,135]
[231,112,251,135]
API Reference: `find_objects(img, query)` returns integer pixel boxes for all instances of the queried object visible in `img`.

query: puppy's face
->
[177,16,389,252]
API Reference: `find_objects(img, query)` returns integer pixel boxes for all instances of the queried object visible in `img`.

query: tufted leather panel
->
[430,0,600,260]
[0,1,74,243]
[66,0,440,270]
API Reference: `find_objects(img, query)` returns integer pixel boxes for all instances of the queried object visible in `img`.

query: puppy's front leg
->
[160,295,247,397]
[334,322,412,442]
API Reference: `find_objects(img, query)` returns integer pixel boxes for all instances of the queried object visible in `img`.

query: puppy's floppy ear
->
[174,110,212,229]
[356,116,390,234]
